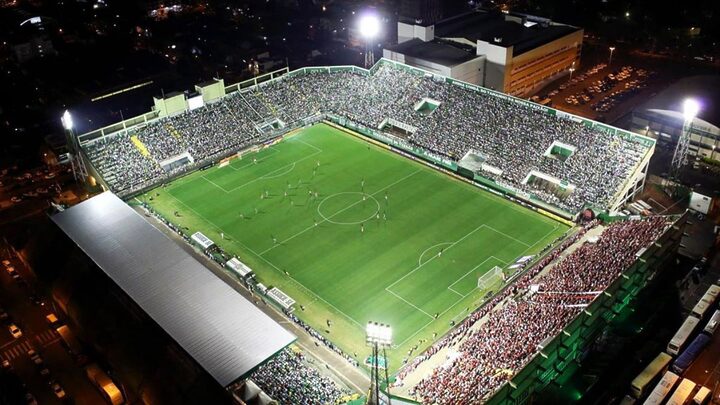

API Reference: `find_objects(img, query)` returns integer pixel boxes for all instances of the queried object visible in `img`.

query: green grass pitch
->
[141,123,569,373]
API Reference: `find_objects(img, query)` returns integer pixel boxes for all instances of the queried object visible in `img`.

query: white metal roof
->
[52,192,295,387]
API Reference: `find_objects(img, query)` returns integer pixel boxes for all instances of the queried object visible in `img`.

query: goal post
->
[477,266,504,290]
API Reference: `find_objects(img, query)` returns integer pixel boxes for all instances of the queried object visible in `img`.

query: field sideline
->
[141,123,569,373]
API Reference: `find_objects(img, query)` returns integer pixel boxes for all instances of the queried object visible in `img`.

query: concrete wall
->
[153,93,189,118]
[382,49,452,77]
[196,79,226,103]
[477,41,510,92]
[449,56,486,85]
[397,22,435,43]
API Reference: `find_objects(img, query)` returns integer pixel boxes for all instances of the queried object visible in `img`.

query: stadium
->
[56,59,686,404]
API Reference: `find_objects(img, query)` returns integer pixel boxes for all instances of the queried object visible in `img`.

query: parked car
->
[50,382,66,399]
[8,323,22,338]
[28,349,43,366]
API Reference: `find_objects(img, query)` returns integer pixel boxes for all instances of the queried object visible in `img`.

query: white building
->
[383,9,583,97]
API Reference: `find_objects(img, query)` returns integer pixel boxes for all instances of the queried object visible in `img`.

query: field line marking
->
[417,242,453,267]
[228,148,279,171]
[163,190,365,329]
[397,225,558,348]
[260,162,295,179]
[386,224,489,291]
[225,149,322,193]
[295,138,323,152]
[482,224,531,247]
[201,175,229,193]
[385,288,434,319]
[516,224,560,258]
[446,256,502,292]
[447,287,464,297]
[259,169,421,255]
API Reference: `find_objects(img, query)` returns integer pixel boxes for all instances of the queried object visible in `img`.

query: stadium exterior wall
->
[483,213,687,405]
[73,58,655,216]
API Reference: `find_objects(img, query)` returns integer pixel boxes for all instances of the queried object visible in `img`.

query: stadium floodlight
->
[366,321,392,346]
[683,98,700,122]
[61,110,74,131]
[358,14,380,39]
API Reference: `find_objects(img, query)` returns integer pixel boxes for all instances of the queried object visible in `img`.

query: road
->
[1,244,106,405]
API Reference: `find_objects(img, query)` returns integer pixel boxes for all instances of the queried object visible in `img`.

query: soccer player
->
[272,235,277,244]
[240,213,244,219]
[314,218,318,227]
[253,157,257,164]
[361,223,364,233]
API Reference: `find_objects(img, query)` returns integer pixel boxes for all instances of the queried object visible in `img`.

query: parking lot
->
[537,61,659,123]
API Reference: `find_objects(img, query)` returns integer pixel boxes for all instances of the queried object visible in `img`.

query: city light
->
[358,14,380,39]
[683,98,700,121]
[61,110,74,130]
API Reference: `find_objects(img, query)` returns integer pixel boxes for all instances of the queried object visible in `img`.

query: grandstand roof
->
[386,38,479,66]
[434,10,579,55]
[51,192,296,387]
[636,75,720,131]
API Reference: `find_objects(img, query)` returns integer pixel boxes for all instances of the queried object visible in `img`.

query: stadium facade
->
[67,58,653,220]
[384,9,584,97]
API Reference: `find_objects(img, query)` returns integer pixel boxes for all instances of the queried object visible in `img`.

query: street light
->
[608,46,616,66]
[366,321,392,405]
[359,14,380,68]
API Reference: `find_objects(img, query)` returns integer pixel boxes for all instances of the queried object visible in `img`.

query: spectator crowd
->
[394,216,671,404]
[249,348,350,405]
[83,61,651,212]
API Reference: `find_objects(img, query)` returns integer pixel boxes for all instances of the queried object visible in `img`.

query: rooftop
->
[387,38,478,67]
[636,75,720,130]
[435,10,579,55]
[52,192,296,387]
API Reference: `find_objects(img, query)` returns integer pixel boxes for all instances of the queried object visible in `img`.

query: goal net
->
[477,266,505,291]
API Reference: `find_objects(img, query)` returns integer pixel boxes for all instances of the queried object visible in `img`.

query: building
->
[630,75,720,161]
[383,9,583,96]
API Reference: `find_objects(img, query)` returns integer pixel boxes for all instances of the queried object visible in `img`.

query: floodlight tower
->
[670,98,700,181]
[366,322,392,405]
[61,110,89,184]
[359,14,379,68]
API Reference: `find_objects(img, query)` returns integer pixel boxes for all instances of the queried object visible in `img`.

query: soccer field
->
[141,123,569,373]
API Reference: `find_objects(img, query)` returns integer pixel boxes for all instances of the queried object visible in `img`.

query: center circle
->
[317,192,381,225]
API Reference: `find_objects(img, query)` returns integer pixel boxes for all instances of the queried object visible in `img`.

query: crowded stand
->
[249,348,350,405]
[392,216,670,404]
[82,61,651,212]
